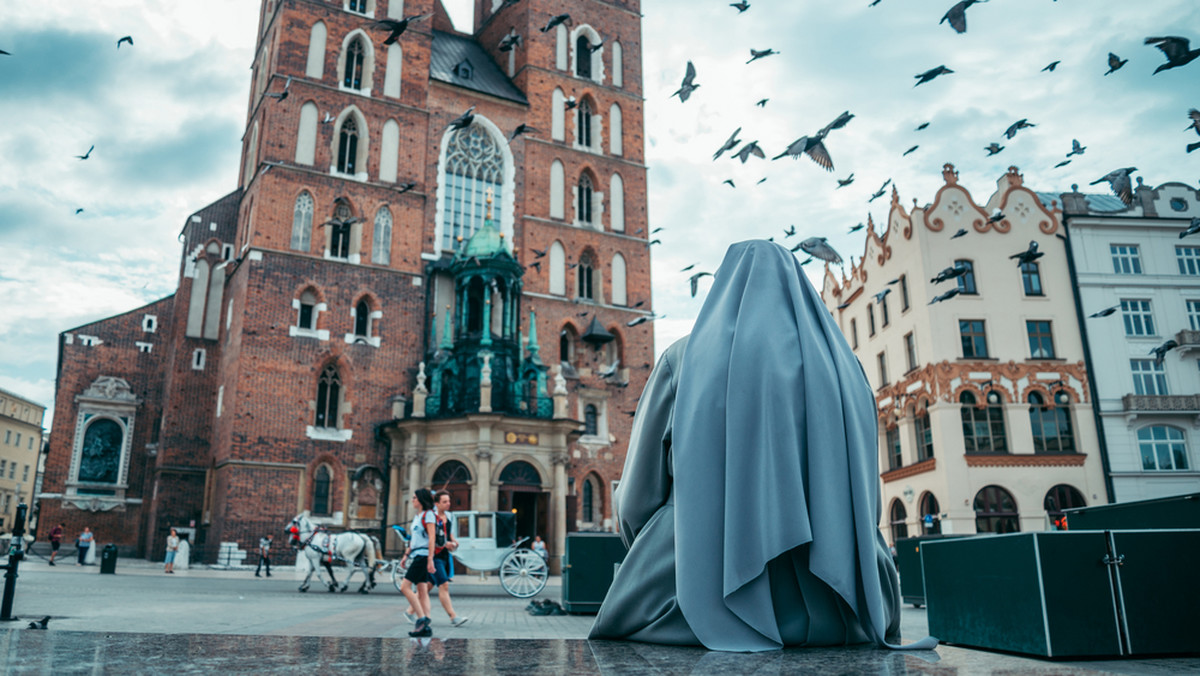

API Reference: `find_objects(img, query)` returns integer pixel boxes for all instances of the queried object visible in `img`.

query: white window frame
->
[1120,299,1156,337]
[1130,359,1168,396]
[1137,426,1189,471]
[1110,244,1143,275]
[1177,245,1200,276]
[142,314,158,333]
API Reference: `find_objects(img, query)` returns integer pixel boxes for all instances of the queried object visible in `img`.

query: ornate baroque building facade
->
[820,165,1108,544]
[40,0,653,569]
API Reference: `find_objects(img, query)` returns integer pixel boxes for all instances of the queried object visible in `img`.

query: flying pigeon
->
[540,14,571,33]
[902,145,919,156]
[1090,167,1138,206]
[713,127,742,160]
[1066,139,1086,157]
[873,288,892,303]
[395,182,416,194]
[76,145,95,160]
[1186,109,1200,153]
[1179,217,1200,239]
[929,288,962,304]
[771,110,854,171]
[1042,60,1060,72]
[951,228,968,239]
[798,237,842,264]
[837,174,855,188]
[1088,304,1120,318]
[671,61,699,102]
[264,75,292,101]
[988,209,1005,225]
[373,14,433,45]
[117,36,133,49]
[931,263,970,284]
[730,1,750,12]
[940,0,985,34]
[1003,119,1035,139]
[1104,52,1128,75]
[915,122,930,131]
[1009,240,1044,265]
[722,179,736,188]
[985,142,1004,156]
[1145,36,1200,74]
[509,124,539,140]
[1150,339,1179,367]
[1054,160,1072,168]
[849,222,865,233]
[914,65,954,86]
[746,48,778,64]
[688,272,713,297]
[626,315,658,327]
[498,32,523,52]
[756,98,768,107]
[732,140,765,164]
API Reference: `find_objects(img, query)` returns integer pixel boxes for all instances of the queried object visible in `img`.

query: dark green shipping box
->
[562,533,626,614]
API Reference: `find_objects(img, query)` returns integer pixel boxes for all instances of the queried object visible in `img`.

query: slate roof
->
[1035,191,1131,214]
[430,31,527,105]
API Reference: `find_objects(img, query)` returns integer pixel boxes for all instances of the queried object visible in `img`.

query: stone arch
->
[330,106,370,179]
[434,115,515,255]
[336,29,376,95]
[569,24,604,83]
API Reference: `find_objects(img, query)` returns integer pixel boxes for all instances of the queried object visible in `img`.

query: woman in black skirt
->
[400,488,438,637]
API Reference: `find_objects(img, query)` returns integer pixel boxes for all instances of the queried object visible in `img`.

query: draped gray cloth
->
[591,240,938,652]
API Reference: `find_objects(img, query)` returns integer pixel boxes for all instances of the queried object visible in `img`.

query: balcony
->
[1122,394,1200,424]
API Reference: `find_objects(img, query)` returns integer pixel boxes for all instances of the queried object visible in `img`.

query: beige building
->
[820,165,1109,544]
[0,387,46,532]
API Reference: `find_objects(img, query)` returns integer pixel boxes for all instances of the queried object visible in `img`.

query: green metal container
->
[561,533,626,614]
[922,530,1200,657]
[894,534,973,607]
[1065,492,1200,530]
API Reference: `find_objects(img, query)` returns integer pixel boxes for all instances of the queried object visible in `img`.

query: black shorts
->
[51,542,61,552]
[404,555,431,585]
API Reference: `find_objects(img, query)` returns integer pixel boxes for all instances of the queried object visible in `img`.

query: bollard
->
[0,503,28,621]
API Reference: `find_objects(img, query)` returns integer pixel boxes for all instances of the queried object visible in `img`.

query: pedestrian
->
[164,528,180,573]
[531,535,548,560]
[431,490,468,627]
[399,488,438,637]
[48,522,64,566]
[589,240,937,652]
[77,526,93,565]
[255,533,273,577]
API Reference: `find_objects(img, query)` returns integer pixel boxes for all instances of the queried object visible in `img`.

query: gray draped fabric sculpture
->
[591,240,937,652]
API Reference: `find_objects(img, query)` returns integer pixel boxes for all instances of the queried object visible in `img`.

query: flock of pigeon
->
[664,1,1198,306]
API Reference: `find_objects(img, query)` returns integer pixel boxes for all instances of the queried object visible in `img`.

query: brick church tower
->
[40,0,652,568]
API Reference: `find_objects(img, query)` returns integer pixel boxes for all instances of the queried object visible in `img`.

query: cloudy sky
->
[1,0,1197,427]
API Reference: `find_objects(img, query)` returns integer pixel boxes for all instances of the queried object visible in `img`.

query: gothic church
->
[40,0,653,570]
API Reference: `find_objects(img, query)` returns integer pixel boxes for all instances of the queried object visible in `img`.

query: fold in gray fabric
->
[590,240,938,652]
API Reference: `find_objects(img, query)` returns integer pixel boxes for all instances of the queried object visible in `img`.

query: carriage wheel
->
[391,559,410,593]
[499,550,548,598]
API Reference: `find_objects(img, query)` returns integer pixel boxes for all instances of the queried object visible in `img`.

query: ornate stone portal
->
[64,376,140,511]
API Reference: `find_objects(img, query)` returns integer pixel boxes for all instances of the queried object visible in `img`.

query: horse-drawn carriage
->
[389,510,548,599]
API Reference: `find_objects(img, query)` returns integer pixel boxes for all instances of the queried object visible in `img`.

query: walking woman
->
[399,489,438,637]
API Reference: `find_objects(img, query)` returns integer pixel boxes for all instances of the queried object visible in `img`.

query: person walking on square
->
[432,490,468,627]
[48,522,64,566]
[255,534,273,577]
[164,528,180,573]
[76,526,93,565]
[400,489,438,637]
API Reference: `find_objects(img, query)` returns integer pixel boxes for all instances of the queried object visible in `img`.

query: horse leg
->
[324,560,339,592]
[299,564,312,592]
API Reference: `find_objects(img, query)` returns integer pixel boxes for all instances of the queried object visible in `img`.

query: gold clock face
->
[506,432,517,443]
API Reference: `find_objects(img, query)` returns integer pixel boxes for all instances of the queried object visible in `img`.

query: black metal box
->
[1065,492,1200,530]
[561,533,626,614]
[894,534,972,607]
[922,530,1200,657]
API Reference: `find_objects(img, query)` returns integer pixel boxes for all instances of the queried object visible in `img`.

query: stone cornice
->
[964,453,1087,468]
[881,457,935,483]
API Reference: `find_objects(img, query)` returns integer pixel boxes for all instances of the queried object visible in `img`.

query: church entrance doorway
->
[497,460,548,550]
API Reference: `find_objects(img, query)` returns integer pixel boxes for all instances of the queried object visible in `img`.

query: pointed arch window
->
[575,35,592,78]
[329,202,353,259]
[960,390,1008,453]
[577,99,593,148]
[549,241,566,295]
[577,174,594,226]
[354,300,370,338]
[315,365,342,429]
[337,117,359,174]
[344,38,365,89]
[1028,391,1076,454]
[442,124,505,251]
[298,290,317,330]
[577,253,595,300]
[291,192,314,251]
[372,206,392,265]
[312,465,332,515]
[582,477,595,522]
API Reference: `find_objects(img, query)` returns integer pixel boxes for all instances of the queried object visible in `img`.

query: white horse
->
[286,514,380,593]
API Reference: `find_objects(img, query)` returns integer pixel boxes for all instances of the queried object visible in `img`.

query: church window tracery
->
[441,124,505,251]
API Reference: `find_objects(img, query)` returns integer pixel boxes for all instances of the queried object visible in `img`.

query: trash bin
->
[100,544,118,574]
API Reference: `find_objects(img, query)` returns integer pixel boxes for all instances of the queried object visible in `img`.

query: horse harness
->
[290,523,345,565]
